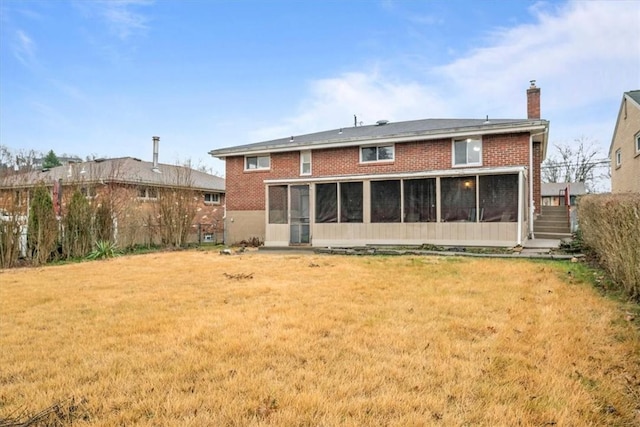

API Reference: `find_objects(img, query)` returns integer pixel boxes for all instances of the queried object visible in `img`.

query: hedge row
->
[578,193,640,301]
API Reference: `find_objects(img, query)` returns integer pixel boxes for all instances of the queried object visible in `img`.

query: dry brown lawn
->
[1,250,639,426]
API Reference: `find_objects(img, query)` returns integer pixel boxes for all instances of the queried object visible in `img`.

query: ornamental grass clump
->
[86,240,120,260]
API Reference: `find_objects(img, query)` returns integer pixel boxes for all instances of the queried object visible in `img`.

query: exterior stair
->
[534,206,572,239]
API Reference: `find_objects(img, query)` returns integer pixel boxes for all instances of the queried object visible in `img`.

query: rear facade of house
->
[210,83,549,248]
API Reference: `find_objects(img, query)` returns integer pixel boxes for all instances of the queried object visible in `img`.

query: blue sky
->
[1,0,638,180]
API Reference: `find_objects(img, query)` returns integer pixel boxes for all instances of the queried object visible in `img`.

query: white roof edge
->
[209,122,549,158]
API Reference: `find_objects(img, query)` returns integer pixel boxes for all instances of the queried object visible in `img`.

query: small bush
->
[578,193,640,301]
[87,240,121,260]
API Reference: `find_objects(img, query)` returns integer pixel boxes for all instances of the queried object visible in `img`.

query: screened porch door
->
[290,185,310,244]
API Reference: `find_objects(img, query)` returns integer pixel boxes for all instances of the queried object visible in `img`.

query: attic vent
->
[376,120,389,126]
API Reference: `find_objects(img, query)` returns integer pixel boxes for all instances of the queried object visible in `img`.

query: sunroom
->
[264,166,530,248]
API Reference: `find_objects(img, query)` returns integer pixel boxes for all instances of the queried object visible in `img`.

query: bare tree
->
[541,136,610,192]
[156,162,198,247]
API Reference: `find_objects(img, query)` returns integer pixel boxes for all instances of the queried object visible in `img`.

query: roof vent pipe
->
[152,136,160,172]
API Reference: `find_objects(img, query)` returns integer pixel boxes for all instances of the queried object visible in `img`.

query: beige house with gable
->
[610,90,640,193]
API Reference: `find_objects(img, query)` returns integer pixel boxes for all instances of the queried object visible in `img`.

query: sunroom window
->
[315,183,337,223]
[268,185,287,224]
[340,182,363,223]
[371,180,401,223]
[453,138,482,166]
[404,178,436,222]
[441,176,477,222]
[479,174,518,222]
[361,145,394,162]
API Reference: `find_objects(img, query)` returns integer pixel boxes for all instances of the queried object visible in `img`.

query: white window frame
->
[300,150,312,175]
[360,144,395,163]
[615,148,622,168]
[245,155,270,171]
[635,132,640,156]
[452,137,482,167]
[137,186,158,200]
[204,193,220,204]
[81,186,97,199]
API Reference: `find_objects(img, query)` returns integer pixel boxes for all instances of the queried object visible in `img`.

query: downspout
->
[529,130,547,239]
[529,135,535,239]
[517,170,523,246]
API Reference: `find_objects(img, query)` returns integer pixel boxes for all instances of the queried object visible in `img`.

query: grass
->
[1,251,639,426]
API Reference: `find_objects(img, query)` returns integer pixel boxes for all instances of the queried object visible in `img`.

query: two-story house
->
[609,90,640,193]
[210,82,549,248]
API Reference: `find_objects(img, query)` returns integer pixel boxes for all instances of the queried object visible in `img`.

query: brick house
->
[209,83,549,248]
[609,90,640,193]
[0,153,225,246]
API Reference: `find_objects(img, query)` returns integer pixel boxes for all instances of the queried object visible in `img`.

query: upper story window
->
[245,155,270,171]
[300,150,311,175]
[361,145,394,163]
[635,132,640,156]
[615,148,622,168]
[138,186,158,200]
[204,193,220,204]
[453,138,482,167]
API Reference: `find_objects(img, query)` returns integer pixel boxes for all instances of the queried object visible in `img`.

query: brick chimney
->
[527,80,540,119]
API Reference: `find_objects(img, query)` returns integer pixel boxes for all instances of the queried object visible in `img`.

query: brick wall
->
[226,132,536,211]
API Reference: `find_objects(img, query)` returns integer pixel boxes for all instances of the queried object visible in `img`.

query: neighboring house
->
[209,82,549,248]
[0,155,226,246]
[541,182,587,206]
[610,90,640,193]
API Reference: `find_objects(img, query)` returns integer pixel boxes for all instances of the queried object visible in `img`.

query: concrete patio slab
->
[524,239,562,249]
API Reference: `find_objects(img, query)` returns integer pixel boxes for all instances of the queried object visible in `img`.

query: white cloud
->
[251,0,639,153]
[249,70,451,142]
[437,0,639,116]
[102,0,153,40]
[81,0,153,41]
[12,29,36,67]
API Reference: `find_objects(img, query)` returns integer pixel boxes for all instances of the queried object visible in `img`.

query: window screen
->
[441,176,476,222]
[371,180,401,223]
[479,174,518,222]
[340,182,363,223]
[315,183,337,223]
[404,178,436,222]
[268,185,287,224]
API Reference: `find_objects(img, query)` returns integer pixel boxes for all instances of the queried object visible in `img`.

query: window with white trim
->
[635,132,640,156]
[204,193,220,204]
[300,150,311,175]
[137,186,158,200]
[361,145,394,163]
[81,186,96,198]
[453,138,482,166]
[615,148,622,168]
[245,155,270,170]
